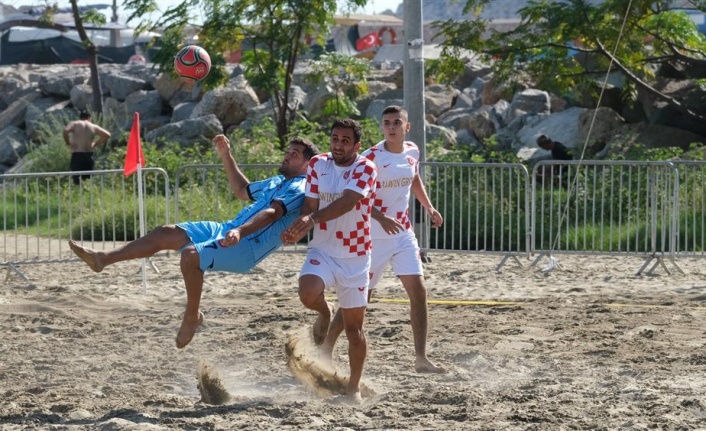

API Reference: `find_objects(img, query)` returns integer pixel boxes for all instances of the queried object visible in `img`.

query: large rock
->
[155,72,201,108]
[577,107,625,155]
[69,84,93,112]
[124,90,164,122]
[145,114,223,147]
[466,105,501,140]
[424,84,457,118]
[101,71,150,101]
[25,98,73,141]
[171,102,197,123]
[39,69,89,98]
[606,123,706,157]
[0,125,28,166]
[0,89,41,130]
[503,89,551,124]
[0,75,35,109]
[190,77,260,129]
[515,107,586,160]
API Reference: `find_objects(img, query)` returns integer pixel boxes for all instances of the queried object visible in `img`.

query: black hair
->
[289,137,320,160]
[330,118,363,143]
[537,135,550,145]
[381,105,408,118]
[79,111,91,120]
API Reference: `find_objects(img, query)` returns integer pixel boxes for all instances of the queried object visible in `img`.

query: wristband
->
[309,213,317,226]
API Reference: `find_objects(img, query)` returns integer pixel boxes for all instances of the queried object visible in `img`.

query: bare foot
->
[176,310,204,349]
[415,357,447,374]
[68,240,105,272]
[312,302,333,345]
[347,390,363,404]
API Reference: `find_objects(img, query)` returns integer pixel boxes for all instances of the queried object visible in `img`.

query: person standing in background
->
[63,111,111,184]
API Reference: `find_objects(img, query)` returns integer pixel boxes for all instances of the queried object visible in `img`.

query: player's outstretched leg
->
[69,226,190,273]
[400,275,446,374]
[69,240,105,272]
[176,246,205,348]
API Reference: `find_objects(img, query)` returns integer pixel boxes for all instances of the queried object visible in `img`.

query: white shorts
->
[300,248,371,309]
[369,230,423,290]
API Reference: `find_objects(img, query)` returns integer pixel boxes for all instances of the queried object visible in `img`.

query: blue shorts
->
[177,221,257,273]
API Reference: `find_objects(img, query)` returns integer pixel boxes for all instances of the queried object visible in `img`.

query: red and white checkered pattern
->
[306,153,377,258]
[362,140,419,239]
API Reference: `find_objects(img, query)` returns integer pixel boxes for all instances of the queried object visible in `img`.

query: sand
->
[1,245,706,430]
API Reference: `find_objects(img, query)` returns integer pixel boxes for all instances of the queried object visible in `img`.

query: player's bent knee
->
[180,246,200,269]
[297,276,324,306]
[298,286,320,307]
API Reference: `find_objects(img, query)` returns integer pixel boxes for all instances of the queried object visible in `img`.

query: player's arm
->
[281,196,318,244]
[220,201,285,247]
[371,207,405,235]
[282,190,361,245]
[91,124,111,148]
[213,134,250,201]
[411,174,443,228]
[310,189,363,223]
[63,123,73,146]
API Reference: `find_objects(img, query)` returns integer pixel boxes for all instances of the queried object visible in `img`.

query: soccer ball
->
[174,45,211,81]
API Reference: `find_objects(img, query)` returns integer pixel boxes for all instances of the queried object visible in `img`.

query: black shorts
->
[70,152,94,184]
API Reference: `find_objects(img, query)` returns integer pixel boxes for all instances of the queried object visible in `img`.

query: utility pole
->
[403,0,431,260]
[403,0,425,162]
[109,0,121,48]
[111,0,118,22]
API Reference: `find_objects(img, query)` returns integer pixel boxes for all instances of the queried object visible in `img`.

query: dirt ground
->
[1,248,705,430]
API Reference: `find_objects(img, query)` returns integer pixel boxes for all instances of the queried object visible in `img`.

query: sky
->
[5,0,403,24]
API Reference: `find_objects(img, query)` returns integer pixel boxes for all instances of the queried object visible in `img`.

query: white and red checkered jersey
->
[362,140,419,239]
[306,153,377,258]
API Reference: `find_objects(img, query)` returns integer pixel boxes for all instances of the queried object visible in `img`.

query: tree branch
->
[594,38,706,122]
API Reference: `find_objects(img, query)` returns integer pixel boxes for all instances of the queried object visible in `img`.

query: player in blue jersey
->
[69,134,319,349]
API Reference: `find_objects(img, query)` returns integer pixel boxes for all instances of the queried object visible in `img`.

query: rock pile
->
[1,59,704,173]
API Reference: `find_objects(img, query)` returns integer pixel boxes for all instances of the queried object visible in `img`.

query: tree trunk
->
[70,0,103,114]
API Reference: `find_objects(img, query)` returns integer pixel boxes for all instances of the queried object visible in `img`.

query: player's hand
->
[281,215,315,244]
[212,134,231,157]
[429,208,443,228]
[377,215,405,235]
[218,228,241,247]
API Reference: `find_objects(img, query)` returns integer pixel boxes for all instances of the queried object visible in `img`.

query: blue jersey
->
[229,174,306,250]
[178,174,306,273]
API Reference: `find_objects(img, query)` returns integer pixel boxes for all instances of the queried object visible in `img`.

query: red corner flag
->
[124,112,145,177]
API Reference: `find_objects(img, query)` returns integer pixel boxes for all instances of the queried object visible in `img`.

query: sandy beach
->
[1,246,706,430]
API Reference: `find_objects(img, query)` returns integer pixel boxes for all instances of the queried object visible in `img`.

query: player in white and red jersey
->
[282,118,377,403]
[321,105,446,374]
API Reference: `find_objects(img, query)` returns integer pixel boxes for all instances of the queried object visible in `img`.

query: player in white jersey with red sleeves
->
[282,118,377,403]
[321,105,445,374]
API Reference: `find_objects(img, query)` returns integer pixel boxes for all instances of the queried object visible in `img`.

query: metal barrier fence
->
[413,162,531,270]
[531,160,682,274]
[1,168,170,279]
[2,161,705,278]
[672,161,706,259]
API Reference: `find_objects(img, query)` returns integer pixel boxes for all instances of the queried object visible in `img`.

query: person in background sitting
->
[536,134,573,187]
